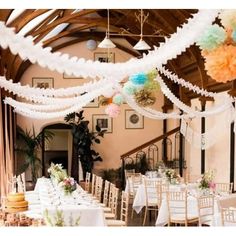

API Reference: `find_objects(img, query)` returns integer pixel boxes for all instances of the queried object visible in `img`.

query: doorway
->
[42,123,72,177]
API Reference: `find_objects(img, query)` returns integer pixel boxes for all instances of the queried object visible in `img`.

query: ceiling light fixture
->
[98,9,116,49]
[133,9,151,50]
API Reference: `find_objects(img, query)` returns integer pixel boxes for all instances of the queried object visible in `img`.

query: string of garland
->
[0,10,219,80]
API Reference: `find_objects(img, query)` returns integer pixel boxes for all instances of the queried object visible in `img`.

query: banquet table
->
[24,177,107,226]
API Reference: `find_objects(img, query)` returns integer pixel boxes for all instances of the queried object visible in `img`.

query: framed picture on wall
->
[63,73,84,79]
[125,109,144,129]
[32,77,54,89]
[92,114,112,133]
[94,52,115,63]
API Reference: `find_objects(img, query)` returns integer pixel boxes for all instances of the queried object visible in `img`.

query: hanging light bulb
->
[98,9,116,49]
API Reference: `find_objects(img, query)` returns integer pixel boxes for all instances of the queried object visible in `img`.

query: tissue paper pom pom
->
[196,24,226,51]
[144,80,160,91]
[105,103,121,118]
[129,73,148,85]
[123,81,138,95]
[219,10,236,29]
[112,93,124,105]
[147,69,158,80]
[232,30,236,42]
[134,89,156,107]
[204,45,236,83]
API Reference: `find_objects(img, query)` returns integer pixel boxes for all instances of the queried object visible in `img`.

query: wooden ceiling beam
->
[0,9,13,21]
[30,9,100,37]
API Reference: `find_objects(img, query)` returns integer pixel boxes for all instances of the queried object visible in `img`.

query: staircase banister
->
[120,127,180,159]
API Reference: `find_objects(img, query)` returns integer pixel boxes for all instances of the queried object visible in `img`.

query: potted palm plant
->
[15,125,54,185]
[64,110,106,181]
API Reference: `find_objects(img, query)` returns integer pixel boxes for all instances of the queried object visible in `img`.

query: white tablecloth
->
[24,177,107,226]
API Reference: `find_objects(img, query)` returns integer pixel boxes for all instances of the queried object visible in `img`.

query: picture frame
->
[125,109,144,129]
[63,73,84,79]
[92,114,112,133]
[94,52,115,63]
[32,77,54,89]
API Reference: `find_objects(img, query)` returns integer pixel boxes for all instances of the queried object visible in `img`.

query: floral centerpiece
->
[165,168,180,184]
[59,177,77,195]
[47,163,68,183]
[198,170,216,192]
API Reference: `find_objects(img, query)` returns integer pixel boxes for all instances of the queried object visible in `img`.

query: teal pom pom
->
[232,30,236,42]
[196,24,226,51]
[112,94,124,105]
[129,73,148,85]
[123,81,138,95]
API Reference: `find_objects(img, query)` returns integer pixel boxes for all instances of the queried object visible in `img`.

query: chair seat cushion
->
[105,212,115,219]
[103,207,112,212]
[106,219,126,226]
[171,213,198,222]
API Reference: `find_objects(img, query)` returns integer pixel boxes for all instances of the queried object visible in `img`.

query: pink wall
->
[17,41,164,174]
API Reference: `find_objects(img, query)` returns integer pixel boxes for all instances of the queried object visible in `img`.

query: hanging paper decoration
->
[204,44,236,83]
[196,10,236,83]
[196,24,226,51]
[112,93,124,105]
[219,10,236,29]
[129,73,148,85]
[134,88,156,107]
[122,81,138,95]
[105,103,121,118]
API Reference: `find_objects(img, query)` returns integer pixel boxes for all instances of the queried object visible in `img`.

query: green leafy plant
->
[15,125,54,183]
[64,110,106,181]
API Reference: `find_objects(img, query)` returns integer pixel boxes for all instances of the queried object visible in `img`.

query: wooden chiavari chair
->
[215,183,233,195]
[221,208,236,226]
[94,176,104,203]
[106,191,129,226]
[167,188,198,226]
[143,178,162,226]
[105,186,119,219]
[84,172,91,192]
[91,173,96,195]
[197,195,214,226]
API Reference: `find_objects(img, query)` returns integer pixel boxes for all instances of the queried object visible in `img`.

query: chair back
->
[130,173,142,196]
[221,208,236,226]
[197,195,214,226]
[103,180,110,206]
[143,178,162,207]
[215,183,233,195]
[84,172,91,192]
[111,187,119,219]
[91,173,96,195]
[94,176,104,202]
[120,191,129,225]
[166,188,188,226]
[125,169,135,179]
[108,183,115,209]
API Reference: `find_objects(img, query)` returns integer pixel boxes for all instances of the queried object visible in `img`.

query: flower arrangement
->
[59,177,77,195]
[198,170,216,191]
[196,10,236,83]
[165,168,180,184]
[47,163,68,183]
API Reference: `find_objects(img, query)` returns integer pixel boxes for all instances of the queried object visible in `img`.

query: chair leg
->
[143,207,147,226]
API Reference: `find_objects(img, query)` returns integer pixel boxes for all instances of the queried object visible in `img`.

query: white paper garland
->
[0,10,219,80]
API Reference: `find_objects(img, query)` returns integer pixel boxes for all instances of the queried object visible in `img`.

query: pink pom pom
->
[105,103,121,118]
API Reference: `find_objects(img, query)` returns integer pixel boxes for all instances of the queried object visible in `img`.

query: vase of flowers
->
[165,168,180,184]
[59,177,77,195]
[198,170,216,195]
[48,163,68,184]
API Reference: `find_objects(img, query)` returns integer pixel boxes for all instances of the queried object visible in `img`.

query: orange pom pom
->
[204,45,236,83]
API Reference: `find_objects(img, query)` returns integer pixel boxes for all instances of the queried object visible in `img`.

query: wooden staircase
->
[120,127,185,189]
